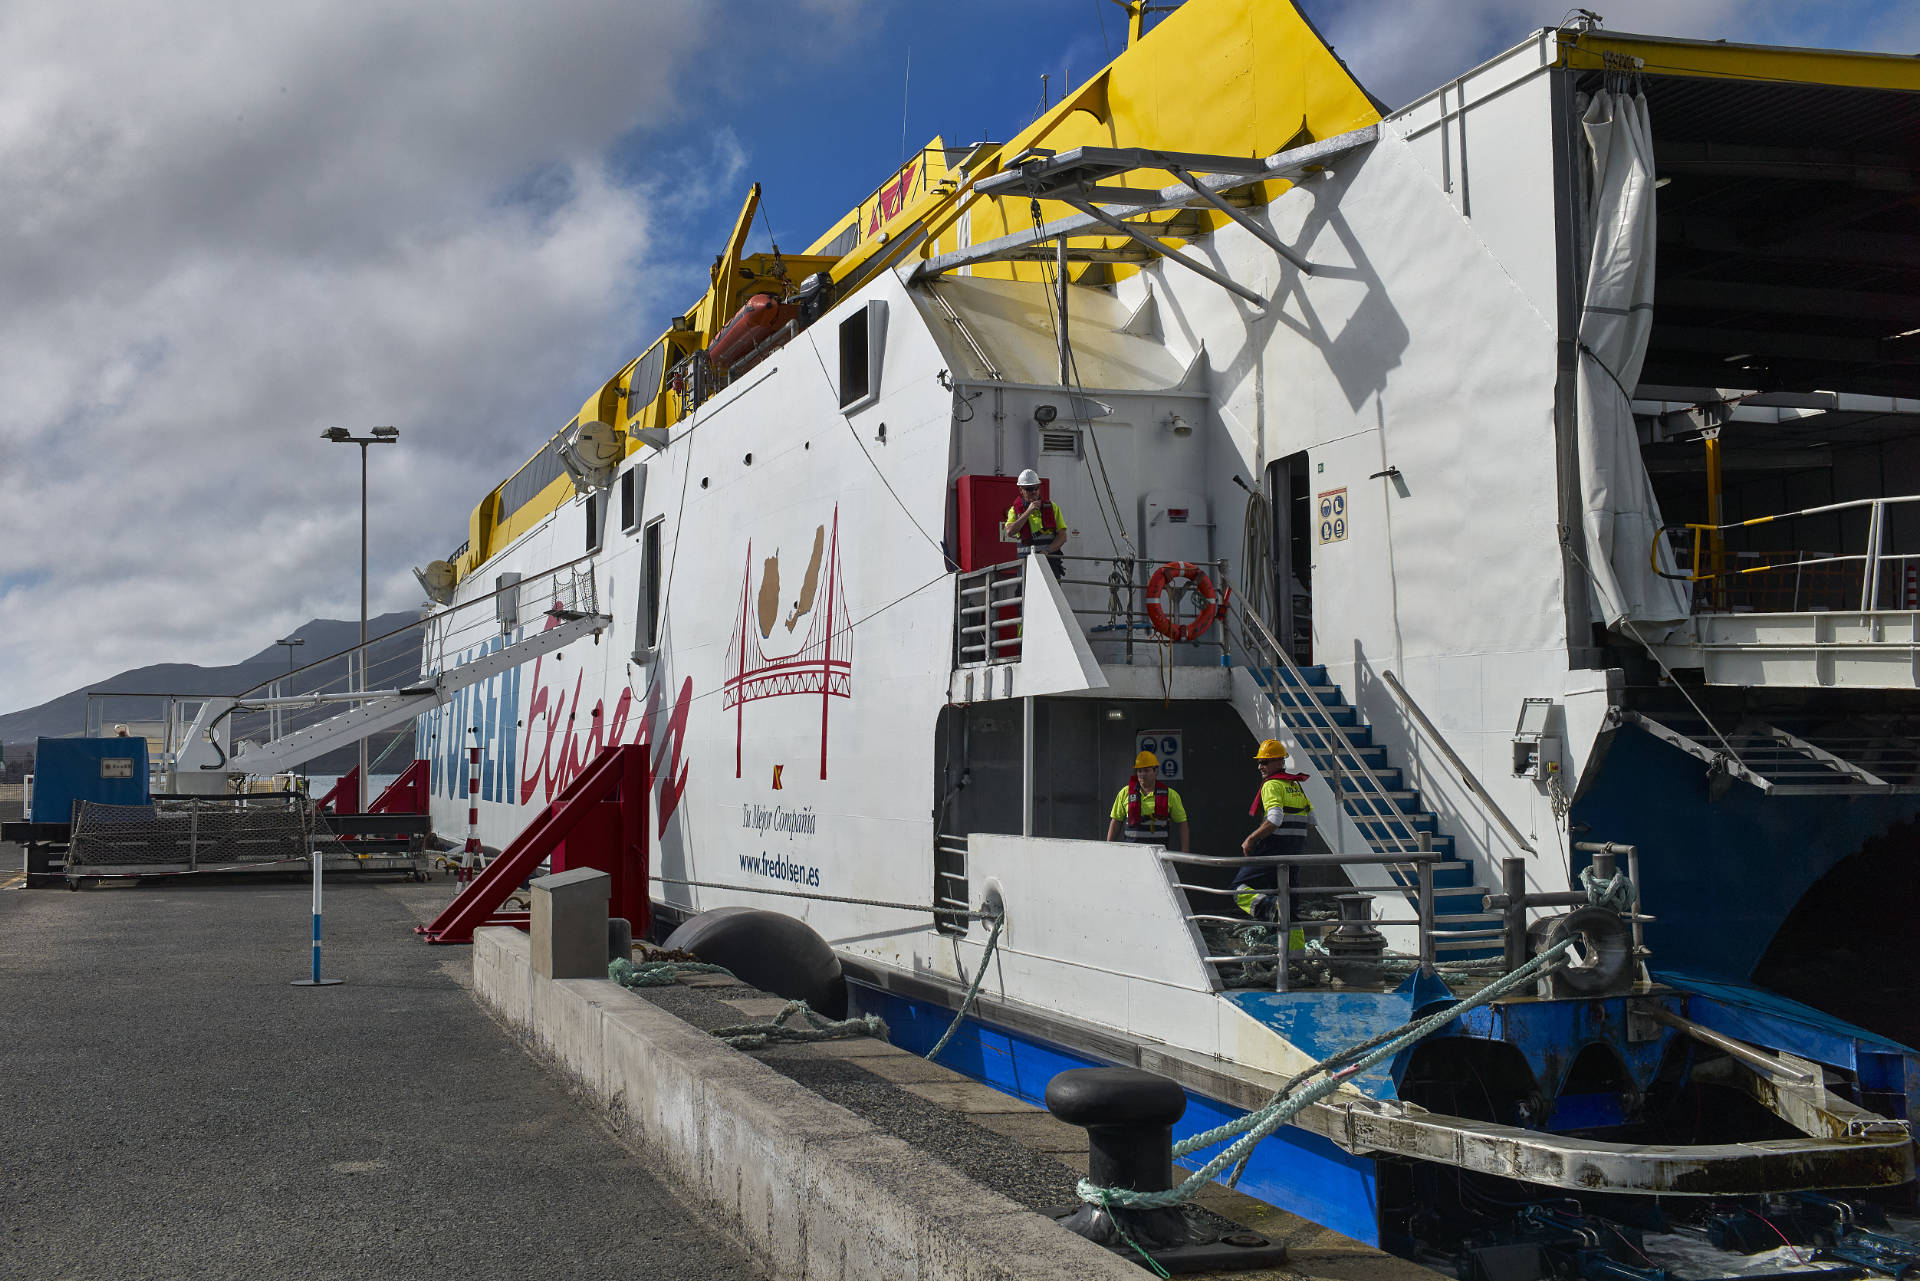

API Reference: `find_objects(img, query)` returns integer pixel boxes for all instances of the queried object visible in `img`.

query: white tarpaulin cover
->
[1576,89,1692,629]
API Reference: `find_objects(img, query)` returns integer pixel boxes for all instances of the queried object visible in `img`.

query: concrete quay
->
[477,921,1441,1281]
[0,875,764,1281]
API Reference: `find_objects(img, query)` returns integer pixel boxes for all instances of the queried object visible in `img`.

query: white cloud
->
[0,0,848,712]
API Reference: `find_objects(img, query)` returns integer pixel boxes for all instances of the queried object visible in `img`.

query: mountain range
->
[0,612,425,770]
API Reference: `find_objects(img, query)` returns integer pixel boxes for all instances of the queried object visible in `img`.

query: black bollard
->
[608,916,633,963]
[1044,1067,1287,1272]
[1047,1067,1185,1196]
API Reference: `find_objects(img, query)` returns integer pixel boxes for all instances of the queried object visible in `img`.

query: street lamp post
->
[322,426,400,808]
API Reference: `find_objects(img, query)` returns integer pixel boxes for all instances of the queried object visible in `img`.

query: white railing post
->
[292,849,344,988]
[1863,500,1885,611]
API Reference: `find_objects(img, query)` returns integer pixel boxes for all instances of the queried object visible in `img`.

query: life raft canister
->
[708,293,798,372]
[1144,561,1224,642]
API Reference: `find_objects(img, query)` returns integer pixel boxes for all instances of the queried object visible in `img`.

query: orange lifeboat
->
[708,293,797,372]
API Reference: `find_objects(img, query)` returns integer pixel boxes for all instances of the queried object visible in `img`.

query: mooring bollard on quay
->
[1045,1066,1287,1273]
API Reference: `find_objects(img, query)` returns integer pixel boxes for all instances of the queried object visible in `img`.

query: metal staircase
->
[1618,709,1920,796]
[1251,664,1504,955]
[1227,605,1503,956]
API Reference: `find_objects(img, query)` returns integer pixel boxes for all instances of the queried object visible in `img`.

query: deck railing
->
[1657,493,1920,614]
[1160,846,1440,992]
[952,552,1234,669]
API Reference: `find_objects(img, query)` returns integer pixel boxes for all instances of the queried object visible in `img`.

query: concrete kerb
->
[472,927,1142,1281]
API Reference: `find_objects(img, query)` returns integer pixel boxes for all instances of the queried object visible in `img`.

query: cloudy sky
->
[1,0,1913,713]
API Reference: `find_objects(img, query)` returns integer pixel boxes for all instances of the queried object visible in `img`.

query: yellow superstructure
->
[448,0,1919,585]
[450,0,1383,584]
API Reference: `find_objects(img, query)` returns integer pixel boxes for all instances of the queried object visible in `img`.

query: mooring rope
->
[707,999,889,1050]
[1580,865,1635,913]
[1080,939,1578,1213]
[924,914,1006,1063]
[607,958,888,1049]
[608,956,734,988]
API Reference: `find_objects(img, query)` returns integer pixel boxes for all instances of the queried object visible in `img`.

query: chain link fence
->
[66,795,332,871]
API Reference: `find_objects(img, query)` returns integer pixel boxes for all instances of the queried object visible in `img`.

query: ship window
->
[495,572,522,630]
[837,300,887,413]
[627,339,668,423]
[636,519,664,655]
[820,221,859,260]
[585,494,602,554]
[500,420,573,521]
[619,466,646,532]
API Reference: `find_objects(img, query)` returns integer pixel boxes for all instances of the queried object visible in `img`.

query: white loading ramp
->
[1654,611,1920,692]
[170,609,612,791]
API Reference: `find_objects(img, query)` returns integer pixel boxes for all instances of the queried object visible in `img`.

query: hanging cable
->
[1029,200,1136,558]
[794,323,949,560]
[1240,488,1274,627]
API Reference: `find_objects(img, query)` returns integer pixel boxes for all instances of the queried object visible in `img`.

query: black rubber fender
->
[663,907,845,1018]
[1531,905,1634,997]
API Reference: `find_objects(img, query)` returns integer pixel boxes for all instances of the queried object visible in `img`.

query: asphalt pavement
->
[0,871,763,1281]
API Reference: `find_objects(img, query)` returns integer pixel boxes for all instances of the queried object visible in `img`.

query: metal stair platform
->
[1657,610,1920,691]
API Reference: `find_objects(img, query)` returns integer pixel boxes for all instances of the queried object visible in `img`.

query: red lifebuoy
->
[1144,562,1221,642]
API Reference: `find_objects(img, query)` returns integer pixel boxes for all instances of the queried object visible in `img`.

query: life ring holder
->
[1144,561,1223,642]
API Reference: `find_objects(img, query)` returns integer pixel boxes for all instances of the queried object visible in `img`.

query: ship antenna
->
[899,45,911,172]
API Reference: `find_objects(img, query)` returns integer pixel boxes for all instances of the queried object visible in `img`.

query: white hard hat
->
[1016,469,1041,487]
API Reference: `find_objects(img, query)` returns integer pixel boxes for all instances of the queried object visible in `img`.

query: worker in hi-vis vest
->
[1105,750,1190,851]
[1235,739,1314,928]
[1000,468,1067,580]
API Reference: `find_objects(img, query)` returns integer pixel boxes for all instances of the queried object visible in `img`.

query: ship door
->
[1269,453,1313,665]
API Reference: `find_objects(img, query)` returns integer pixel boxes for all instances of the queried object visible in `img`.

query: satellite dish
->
[562,419,626,492]
[414,560,458,605]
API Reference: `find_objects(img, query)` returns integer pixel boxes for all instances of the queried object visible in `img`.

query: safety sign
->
[1137,730,1183,780]
[1317,488,1348,544]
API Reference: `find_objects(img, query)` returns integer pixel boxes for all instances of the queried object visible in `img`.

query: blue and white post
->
[292,848,344,987]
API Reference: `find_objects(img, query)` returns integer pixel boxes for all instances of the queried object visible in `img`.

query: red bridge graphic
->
[724,507,851,779]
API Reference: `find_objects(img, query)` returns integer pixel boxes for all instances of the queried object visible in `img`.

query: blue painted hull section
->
[1572,725,1920,981]
[849,982,1385,1245]
[1221,988,1423,1100]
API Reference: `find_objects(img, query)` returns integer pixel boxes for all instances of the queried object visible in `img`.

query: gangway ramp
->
[171,571,611,789]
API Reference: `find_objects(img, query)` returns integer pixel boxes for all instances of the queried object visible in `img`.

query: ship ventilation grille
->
[1040,430,1082,458]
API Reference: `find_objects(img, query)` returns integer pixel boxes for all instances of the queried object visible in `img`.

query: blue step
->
[1341,791,1425,819]
[1382,859,1476,890]
[1353,811,1439,838]
[1332,768,1407,794]
[1306,746,1391,773]
[1280,706,1361,730]
[1256,664,1330,688]
[1291,724,1370,752]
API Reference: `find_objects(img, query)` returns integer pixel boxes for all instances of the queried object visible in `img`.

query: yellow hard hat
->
[1134,750,1159,769]
[1254,739,1289,761]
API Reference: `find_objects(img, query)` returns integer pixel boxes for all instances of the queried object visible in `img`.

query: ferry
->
[172,0,1920,1268]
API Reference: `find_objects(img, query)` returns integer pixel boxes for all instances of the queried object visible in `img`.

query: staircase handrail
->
[229,550,602,701]
[1228,598,1423,858]
[1379,669,1537,858]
